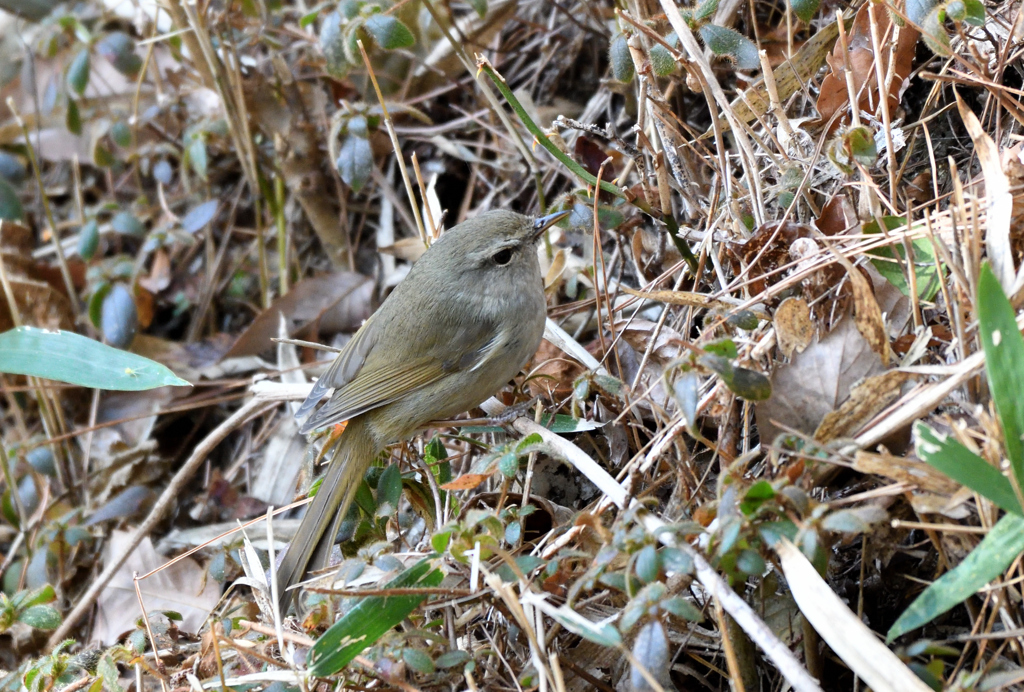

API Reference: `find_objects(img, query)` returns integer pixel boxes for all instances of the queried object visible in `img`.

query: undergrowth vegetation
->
[1,0,1024,689]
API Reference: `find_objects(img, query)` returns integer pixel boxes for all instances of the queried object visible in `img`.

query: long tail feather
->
[275,417,376,617]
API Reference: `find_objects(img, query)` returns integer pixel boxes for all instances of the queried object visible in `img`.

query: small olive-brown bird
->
[276,209,567,615]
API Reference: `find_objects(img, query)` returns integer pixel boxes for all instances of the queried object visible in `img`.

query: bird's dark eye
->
[492,248,513,265]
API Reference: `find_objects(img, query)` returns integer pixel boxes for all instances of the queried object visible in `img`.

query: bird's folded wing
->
[299,325,501,433]
[294,312,382,423]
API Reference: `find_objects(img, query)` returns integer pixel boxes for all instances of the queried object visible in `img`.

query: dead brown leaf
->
[852,450,959,494]
[224,272,372,358]
[831,251,891,366]
[94,530,221,645]
[816,5,918,131]
[814,370,911,442]
[756,316,886,444]
[774,297,815,358]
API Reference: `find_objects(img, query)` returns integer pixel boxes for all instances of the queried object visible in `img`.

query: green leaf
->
[18,605,61,630]
[694,0,719,22]
[703,339,737,359]
[978,264,1024,490]
[96,32,143,76]
[608,33,634,83]
[0,326,191,390]
[402,647,435,674]
[820,506,887,534]
[868,232,942,302]
[364,14,415,50]
[699,24,759,70]
[962,0,985,25]
[308,559,443,676]
[649,41,676,76]
[111,210,145,236]
[435,650,471,669]
[93,141,116,168]
[336,134,373,193]
[906,0,939,24]
[918,6,951,55]
[740,481,775,516]
[376,463,403,513]
[845,125,877,165]
[495,555,545,582]
[101,283,138,349]
[180,200,218,234]
[634,544,661,584]
[89,282,111,328]
[945,0,965,21]
[66,99,82,136]
[67,49,90,96]
[498,451,519,479]
[0,178,23,222]
[660,595,703,621]
[110,120,132,148]
[699,354,770,400]
[914,422,1021,514]
[467,0,487,16]
[320,11,350,78]
[19,585,55,608]
[888,513,1024,640]
[789,0,820,23]
[187,136,208,180]
[545,603,622,647]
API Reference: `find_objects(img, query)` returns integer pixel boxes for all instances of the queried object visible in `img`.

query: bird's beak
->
[532,210,570,239]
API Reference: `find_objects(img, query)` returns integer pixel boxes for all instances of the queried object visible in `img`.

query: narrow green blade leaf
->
[977,264,1024,489]
[888,514,1024,641]
[308,559,443,677]
[914,422,1021,514]
[0,327,191,391]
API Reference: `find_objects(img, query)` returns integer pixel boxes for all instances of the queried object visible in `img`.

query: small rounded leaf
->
[67,49,90,95]
[635,544,661,584]
[66,99,82,135]
[699,24,760,70]
[609,33,634,83]
[335,134,374,193]
[789,0,820,23]
[364,14,415,50]
[498,452,519,478]
[629,621,673,690]
[78,219,99,260]
[0,178,23,222]
[101,283,139,349]
[401,647,435,675]
[320,11,350,78]
[110,120,132,148]
[96,32,143,76]
[111,211,145,236]
[650,42,676,76]
[19,605,61,630]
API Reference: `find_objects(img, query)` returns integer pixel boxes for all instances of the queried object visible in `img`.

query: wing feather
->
[298,321,501,434]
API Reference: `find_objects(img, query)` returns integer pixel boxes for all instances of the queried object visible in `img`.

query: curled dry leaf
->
[774,296,814,358]
[816,5,918,131]
[225,272,373,358]
[814,370,912,443]
[853,450,959,495]
[831,250,891,366]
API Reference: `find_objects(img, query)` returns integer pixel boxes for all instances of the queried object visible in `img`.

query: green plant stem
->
[275,174,288,296]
